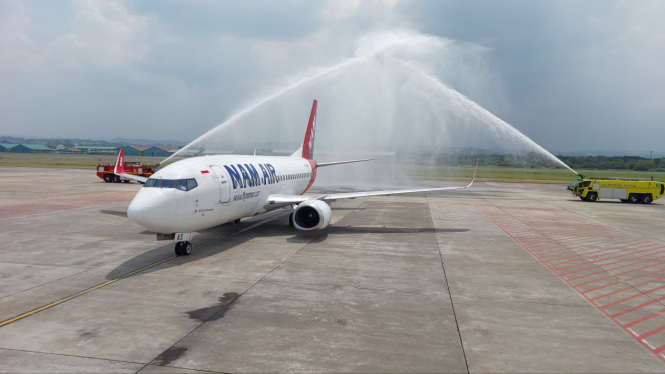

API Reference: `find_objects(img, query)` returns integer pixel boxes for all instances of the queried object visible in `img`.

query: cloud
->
[0,0,663,154]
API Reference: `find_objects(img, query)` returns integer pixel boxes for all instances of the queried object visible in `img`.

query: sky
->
[1,0,664,153]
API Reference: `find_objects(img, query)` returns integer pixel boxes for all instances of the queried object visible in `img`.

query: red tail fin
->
[301,99,317,160]
[114,149,125,174]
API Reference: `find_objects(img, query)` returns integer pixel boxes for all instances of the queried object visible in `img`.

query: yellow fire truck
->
[568,177,664,204]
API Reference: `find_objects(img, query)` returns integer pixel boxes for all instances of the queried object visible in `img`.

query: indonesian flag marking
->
[201,170,209,174]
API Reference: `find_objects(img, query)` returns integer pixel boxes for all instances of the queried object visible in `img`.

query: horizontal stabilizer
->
[317,159,374,167]
[116,173,148,183]
[113,149,148,183]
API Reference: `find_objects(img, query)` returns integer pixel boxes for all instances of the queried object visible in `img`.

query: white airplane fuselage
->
[127,155,316,234]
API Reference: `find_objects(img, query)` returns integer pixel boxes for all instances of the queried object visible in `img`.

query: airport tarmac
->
[1,166,665,373]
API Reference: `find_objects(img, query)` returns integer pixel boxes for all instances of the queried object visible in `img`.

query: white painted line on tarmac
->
[643,339,656,350]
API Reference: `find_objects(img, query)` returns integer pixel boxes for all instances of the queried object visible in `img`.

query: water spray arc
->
[161,35,432,165]
[389,59,578,174]
[163,31,578,178]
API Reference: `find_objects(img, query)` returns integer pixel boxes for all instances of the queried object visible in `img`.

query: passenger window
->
[176,180,187,191]
[162,180,175,188]
[187,179,198,191]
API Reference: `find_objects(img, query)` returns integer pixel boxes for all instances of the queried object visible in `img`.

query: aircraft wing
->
[266,159,478,208]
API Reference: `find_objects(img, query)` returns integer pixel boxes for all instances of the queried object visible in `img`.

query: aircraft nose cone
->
[127,189,165,230]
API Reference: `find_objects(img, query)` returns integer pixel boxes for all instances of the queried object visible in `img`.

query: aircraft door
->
[210,165,231,203]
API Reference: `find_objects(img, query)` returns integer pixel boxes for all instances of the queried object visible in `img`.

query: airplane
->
[114,100,477,256]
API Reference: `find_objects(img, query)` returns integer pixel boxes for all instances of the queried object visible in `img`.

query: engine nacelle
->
[293,200,332,231]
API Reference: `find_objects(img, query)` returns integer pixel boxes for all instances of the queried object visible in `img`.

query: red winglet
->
[464,158,479,188]
[114,149,125,174]
[301,99,317,160]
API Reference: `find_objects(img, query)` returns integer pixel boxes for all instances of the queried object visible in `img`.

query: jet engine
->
[293,200,332,231]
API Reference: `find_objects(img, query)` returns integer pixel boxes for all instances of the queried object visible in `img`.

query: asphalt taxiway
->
[1,166,665,373]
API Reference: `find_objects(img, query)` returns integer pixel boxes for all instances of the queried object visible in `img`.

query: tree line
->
[395,152,664,171]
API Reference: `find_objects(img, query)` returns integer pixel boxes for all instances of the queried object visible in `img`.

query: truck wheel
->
[641,195,653,204]
[628,194,640,204]
[587,193,598,202]
[113,175,120,183]
[103,174,112,183]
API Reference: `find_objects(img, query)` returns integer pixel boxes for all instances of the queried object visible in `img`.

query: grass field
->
[0,153,166,169]
[1,153,664,184]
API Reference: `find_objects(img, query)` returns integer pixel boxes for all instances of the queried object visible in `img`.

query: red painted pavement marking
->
[601,285,665,309]
[583,268,665,295]
[562,250,665,275]
[555,244,662,269]
[574,261,665,287]
[611,295,665,318]
[640,325,665,341]
[593,276,665,301]
[472,201,665,363]
[541,241,647,260]
[625,309,665,328]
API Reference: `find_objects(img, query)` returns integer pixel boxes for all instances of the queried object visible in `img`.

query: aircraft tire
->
[182,242,193,256]
[175,242,183,256]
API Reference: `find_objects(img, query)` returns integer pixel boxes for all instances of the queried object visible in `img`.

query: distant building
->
[121,146,150,156]
[11,144,53,153]
[0,143,18,152]
[73,146,120,155]
[143,146,175,157]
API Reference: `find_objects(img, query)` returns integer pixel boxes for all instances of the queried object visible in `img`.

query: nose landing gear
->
[175,241,193,256]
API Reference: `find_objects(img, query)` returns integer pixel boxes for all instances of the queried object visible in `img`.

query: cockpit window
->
[144,178,197,191]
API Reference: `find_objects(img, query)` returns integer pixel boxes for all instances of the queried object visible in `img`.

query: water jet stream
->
[161,35,432,164]
[161,31,578,178]
[390,59,578,174]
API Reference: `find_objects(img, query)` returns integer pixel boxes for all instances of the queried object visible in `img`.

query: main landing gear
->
[175,241,192,256]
